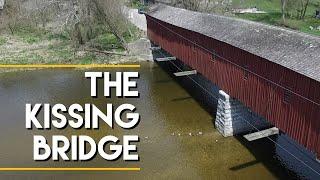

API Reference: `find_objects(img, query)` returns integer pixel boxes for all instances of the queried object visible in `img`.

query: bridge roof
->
[147,4,320,82]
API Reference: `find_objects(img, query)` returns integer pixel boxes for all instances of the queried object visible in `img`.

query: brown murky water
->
[0,62,319,180]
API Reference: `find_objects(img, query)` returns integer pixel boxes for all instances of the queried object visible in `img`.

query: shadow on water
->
[154,79,173,84]
[229,159,260,171]
[233,135,299,179]
[233,133,320,179]
[151,48,320,179]
[151,48,220,122]
[171,96,193,102]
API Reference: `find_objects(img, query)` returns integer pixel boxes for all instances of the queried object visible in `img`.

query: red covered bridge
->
[146,5,320,158]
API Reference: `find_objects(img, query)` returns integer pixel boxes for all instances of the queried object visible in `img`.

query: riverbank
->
[0,26,151,74]
[0,28,145,62]
[0,4,151,71]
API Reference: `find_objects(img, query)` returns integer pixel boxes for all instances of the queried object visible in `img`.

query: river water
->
[0,62,319,180]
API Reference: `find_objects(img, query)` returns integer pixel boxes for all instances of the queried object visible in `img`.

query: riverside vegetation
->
[0,0,143,65]
[155,0,320,36]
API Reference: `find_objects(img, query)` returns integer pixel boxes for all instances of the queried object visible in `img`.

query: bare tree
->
[90,0,129,50]
[300,0,310,20]
[284,0,311,20]
[182,0,200,11]
[3,0,23,34]
[34,0,62,28]
[1,0,133,52]
[71,0,83,45]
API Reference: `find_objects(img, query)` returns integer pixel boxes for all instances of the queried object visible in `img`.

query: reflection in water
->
[0,62,319,179]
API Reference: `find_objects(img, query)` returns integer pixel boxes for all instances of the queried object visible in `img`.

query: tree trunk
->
[281,0,286,23]
[301,0,310,20]
[72,0,84,45]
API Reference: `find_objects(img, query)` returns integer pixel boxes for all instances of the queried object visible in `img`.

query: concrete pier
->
[215,90,270,137]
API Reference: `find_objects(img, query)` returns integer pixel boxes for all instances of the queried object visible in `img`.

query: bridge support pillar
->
[215,90,270,137]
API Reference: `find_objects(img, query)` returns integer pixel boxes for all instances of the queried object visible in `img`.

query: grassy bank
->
[233,0,320,36]
[0,24,142,65]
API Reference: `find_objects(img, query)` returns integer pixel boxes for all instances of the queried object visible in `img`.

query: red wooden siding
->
[146,16,320,158]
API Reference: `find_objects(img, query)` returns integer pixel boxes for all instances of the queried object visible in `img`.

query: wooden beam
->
[150,46,161,51]
[243,127,279,141]
[155,57,176,62]
[174,70,197,77]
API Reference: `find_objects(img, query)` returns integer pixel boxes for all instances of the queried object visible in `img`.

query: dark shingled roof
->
[147,4,320,82]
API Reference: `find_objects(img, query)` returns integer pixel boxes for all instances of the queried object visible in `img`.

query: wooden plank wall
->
[146,15,320,158]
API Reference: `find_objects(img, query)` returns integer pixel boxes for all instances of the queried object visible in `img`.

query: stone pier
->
[215,90,270,137]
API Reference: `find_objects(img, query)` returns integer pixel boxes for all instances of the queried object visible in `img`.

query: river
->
[0,62,319,179]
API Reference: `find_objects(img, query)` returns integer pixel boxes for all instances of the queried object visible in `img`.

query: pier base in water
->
[215,90,270,137]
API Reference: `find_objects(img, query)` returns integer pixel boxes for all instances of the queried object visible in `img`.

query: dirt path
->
[125,7,147,32]
[125,7,152,61]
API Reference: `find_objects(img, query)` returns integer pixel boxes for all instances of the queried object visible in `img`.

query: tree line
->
[0,0,134,50]
[154,0,319,22]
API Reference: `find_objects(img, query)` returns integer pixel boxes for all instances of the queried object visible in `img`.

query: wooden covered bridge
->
[146,5,320,159]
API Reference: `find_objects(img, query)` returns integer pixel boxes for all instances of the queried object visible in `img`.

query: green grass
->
[237,12,282,25]
[127,0,144,9]
[126,0,149,12]
[47,32,70,41]
[91,33,122,50]
[52,49,73,60]
[90,23,141,51]
[232,0,282,11]
[0,18,141,65]
[78,53,96,64]
[2,53,45,64]
[232,0,319,14]
[89,23,140,48]
[286,18,320,36]
[237,13,320,36]
[124,23,141,42]
[14,26,48,44]
[0,36,7,46]
[13,26,72,44]
[233,0,320,36]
